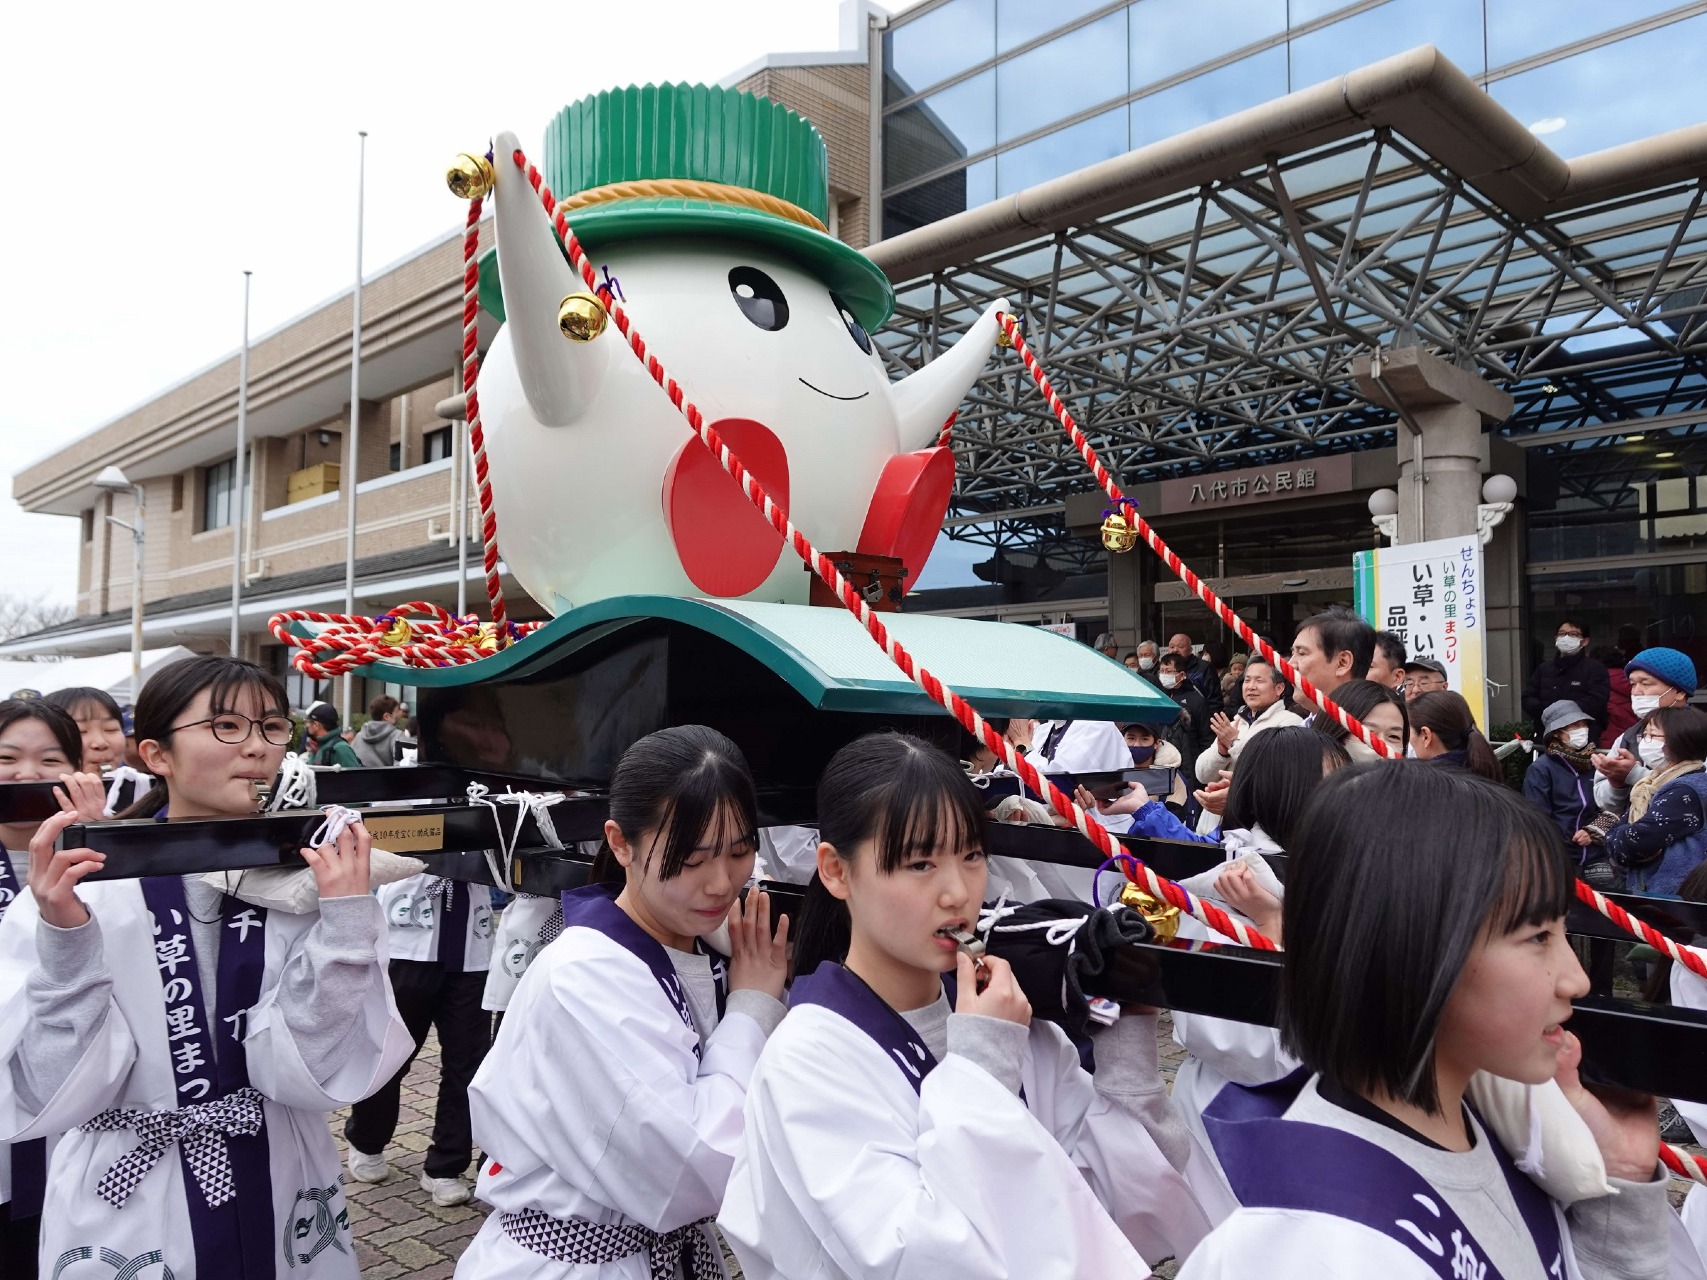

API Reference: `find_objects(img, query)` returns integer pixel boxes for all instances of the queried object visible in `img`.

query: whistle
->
[945,928,992,994]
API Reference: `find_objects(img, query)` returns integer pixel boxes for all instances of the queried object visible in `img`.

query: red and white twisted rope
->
[508,146,1273,951]
[267,601,541,676]
[459,190,509,634]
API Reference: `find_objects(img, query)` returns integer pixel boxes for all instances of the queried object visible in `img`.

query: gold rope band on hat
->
[556,178,828,232]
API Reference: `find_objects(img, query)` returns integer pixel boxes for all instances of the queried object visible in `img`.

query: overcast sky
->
[0,0,908,605]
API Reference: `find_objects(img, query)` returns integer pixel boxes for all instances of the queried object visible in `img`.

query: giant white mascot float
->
[474,83,1004,612]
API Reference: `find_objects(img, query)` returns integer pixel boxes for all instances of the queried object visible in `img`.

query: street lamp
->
[94,465,145,699]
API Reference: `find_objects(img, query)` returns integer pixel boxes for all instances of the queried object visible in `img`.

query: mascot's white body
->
[479,130,1004,614]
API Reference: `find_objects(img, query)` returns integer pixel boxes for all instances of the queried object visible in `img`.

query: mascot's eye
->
[832,292,872,354]
[729,267,789,331]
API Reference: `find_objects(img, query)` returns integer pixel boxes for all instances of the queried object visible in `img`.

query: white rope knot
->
[82,1087,264,1208]
[307,804,362,849]
[467,783,568,887]
[102,765,150,818]
[268,753,317,811]
[978,895,1091,948]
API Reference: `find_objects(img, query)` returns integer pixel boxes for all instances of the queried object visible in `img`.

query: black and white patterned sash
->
[427,877,471,973]
[559,884,728,1057]
[500,1205,721,1280]
[78,877,275,1278]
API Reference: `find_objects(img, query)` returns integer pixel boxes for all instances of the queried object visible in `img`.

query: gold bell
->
[558,292,609,342]
[1119,882,1182,944]
[379,617,412,646]
[1101,512,1139,553]
[446,152,496,201]
[996,321,1016,349]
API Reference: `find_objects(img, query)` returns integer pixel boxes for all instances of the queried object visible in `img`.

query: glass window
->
[884,71,997,188]
[1130,45,1288,149]
[996,10,1128,144]
[202,458,235,531]
[882,159,996,237]
[997,108,1129,196]
[1486,0,1685,69]
[997,0,1113,53]
[1288,0,1366,25]
[1129,0,1287,90]
[1490,15,1707,159]
[1289,0,1486,89]
[884,0,996,102]
[422,426,455,464]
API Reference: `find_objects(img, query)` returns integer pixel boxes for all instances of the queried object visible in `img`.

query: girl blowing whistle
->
[719,731,1233,1280]
[1182,761,1695,1280]
[0,656,412,1280]
[456,725,789,1280]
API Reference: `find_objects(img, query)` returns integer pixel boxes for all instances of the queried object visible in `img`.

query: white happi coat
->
[719,984,1233,1279]
[376,872,495,970]
[457,893,770,1278]
[1671,964,1707,1266]
[0,880,413,1279]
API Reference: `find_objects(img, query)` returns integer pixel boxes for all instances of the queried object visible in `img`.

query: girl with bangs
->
[457,725,790,1280]
[1183,762,1695,1280]
[0,655,412,1280]
[0,698,106,1276]
[719,731,1234,1280]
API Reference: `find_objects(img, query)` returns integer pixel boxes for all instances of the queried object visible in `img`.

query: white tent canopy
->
[0,646,200,705]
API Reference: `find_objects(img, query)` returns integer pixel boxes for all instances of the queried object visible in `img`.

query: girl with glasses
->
[0,655,412,1279]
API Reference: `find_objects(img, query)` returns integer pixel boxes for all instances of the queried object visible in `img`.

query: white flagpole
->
[229,269,252,656]
[342,130,367,722]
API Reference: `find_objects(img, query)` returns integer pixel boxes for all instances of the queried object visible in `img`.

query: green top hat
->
[478,83,894,331]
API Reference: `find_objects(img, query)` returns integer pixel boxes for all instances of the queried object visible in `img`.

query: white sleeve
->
[0,890,138,1142]
[1172,1012,1297,1087]
[1026,1017,1233,1264]
[1196,740,1229,784]
[242,896,414,1112]
[1673,967,1707,1142]
[732,1023,1150,1280]
[1179,1209,1436,1280]
[475,942,768,1232]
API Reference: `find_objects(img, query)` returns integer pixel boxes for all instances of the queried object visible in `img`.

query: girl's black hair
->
[43,686,124,725]
[1408,689,1503,783]
[1220,725,1349,853]
[0,698,84,770]
[1314,678,1410,752]
[1645,706,1707,765]
[793,732,989,981]
[587,725,758,886]
[1280,761,1572,1114]
[118,656,289,818]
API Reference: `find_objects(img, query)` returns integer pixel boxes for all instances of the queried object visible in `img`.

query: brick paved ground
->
[333,1031,483,1279]
[342,1012,1692,1279]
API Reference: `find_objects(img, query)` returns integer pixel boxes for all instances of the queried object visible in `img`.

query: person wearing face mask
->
[1591,647,1698,812]
[1523,621,1609,737]
[1159,652,1213,764]
[1521,700,1602,863]
[1132,641,1162,688]
[1604,707,1707,896]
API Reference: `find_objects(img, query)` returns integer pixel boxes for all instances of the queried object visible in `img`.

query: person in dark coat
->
[1523,618,1609,733]
[1522,699,1599,851]
[1158,650,1213,763]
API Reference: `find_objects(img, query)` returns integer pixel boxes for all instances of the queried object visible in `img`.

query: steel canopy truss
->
[875,128,1707,535]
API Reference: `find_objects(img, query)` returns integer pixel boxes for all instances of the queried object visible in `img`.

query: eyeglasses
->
[170,713,295,746]
[1556,629,1585,639]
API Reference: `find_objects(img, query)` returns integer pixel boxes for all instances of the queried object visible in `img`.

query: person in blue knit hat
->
[1592,646,1699,811]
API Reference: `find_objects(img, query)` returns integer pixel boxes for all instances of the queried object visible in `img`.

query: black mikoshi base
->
[14,602,1707,1105]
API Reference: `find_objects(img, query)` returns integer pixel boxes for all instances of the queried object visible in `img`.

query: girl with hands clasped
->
[456,725,789,1280]
[0,656,412,1280]
[1181,761,1701,1280]
[719,732,1236,1280]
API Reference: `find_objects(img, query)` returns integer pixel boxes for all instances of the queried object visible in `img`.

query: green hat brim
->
[477,197,895,333]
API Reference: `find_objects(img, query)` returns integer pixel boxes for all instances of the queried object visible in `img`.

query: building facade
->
[11,0,1707,724]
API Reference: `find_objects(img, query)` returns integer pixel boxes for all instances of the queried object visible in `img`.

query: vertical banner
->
[1354,534,1488,727]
